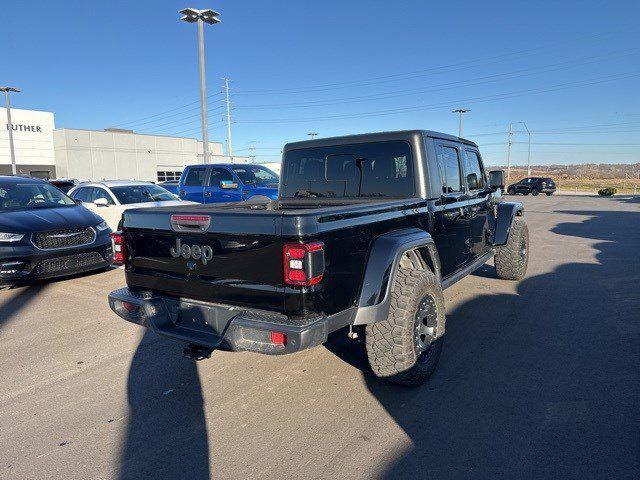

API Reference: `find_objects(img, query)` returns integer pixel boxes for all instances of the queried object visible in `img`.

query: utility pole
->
[518,121,532,176]
[224,77,233,158]
[179,8,220,165]
[1,86,20,175]
[248,144,256,163]
[506,123,513,182]
[452,108,470,137]
[308,132,318,140]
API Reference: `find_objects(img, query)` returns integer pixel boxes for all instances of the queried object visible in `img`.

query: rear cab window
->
[281,140,414,199]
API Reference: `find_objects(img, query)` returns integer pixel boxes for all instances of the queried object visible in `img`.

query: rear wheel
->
[495,218,529,280]
[531,188,540,196]
[507,187,516,195]
[365,260,446,386]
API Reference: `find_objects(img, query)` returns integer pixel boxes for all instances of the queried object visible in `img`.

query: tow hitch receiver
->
[183,344,214,361]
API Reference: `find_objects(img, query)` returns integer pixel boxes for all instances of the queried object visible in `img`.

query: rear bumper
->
[0,241,113,285]
[108,287,354,355]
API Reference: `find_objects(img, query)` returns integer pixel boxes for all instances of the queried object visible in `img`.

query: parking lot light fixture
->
[1,86,21,175]
[178,8,221,164]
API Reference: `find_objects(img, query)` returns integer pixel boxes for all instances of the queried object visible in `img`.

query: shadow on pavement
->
[118,330,210,480]
[328,208,640,479]
[0,285,47,331]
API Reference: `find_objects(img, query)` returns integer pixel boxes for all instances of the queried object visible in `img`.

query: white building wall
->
[54,128,249,182]
[0,108,55,176]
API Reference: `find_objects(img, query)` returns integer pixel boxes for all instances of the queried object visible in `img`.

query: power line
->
[231,72,640,124]
[113,91,225,127]
[232,51,638,109]
[232,29,634,95]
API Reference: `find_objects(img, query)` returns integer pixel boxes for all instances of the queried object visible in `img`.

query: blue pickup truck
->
[178,164,279,203]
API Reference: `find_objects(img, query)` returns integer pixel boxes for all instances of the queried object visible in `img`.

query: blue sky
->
[3,0,639,165]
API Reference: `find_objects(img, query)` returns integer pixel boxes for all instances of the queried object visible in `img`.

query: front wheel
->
[507,187,516,195]
[495,218,529,280]
[366,264,446,386]
[531,188,540,196]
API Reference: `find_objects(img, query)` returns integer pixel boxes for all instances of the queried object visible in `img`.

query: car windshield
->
[0,181,77,212]
[110,184,177,204]
[231,165,279,187]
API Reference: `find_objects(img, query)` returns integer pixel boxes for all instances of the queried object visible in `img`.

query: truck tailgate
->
[121,206,285,312]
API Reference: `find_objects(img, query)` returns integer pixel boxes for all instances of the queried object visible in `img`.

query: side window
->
[437,145,462,194]
[208,168,234,186]
[72,187,91,202]
[91,188,114,205]
[183,167,208,187]
[463,150,485,190]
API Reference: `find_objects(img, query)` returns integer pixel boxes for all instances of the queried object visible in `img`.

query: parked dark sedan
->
[507,177,556,196]
[0,176,113,285]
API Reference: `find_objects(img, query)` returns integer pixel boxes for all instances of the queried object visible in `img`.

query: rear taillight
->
[283,241,325,286]
[110,232,125,264]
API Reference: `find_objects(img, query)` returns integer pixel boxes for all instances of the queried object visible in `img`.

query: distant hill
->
[489,163,639,180]
[486,163,639,193]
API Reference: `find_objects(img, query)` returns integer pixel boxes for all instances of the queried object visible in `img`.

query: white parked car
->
[68,180,196,231]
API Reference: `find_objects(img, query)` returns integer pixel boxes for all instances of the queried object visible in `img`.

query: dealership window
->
[157,170,183,182]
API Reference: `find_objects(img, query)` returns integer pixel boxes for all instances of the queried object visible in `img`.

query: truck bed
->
[120,197,425,318]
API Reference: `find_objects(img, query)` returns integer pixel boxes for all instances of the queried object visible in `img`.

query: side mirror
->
[94,197,109,207]
[466,173,478,190]
[488,170,505,191]
[220,180,239,189]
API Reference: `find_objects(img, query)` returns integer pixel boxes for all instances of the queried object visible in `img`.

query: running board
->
[441,250,494,290]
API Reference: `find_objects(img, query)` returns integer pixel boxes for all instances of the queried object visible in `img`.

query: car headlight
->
[0,232,25,243]
[95,221,110,231]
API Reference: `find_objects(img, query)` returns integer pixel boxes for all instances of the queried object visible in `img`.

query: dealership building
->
[1,107,252,181]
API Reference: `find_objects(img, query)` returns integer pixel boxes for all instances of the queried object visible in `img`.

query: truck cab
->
[178,163,279,204]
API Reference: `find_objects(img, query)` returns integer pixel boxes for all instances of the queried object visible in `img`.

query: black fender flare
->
[353,228,440,325]
[490,201,524,246]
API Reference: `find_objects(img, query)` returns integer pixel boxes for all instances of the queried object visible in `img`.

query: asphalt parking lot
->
[1,194,638,480]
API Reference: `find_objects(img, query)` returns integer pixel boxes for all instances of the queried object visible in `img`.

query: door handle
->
[204,191,212,197]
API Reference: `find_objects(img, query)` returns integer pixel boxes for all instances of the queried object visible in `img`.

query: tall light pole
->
[179,7,220,164]
[452,108,470,137]
[506,123,513,182]
[1,86,20,175]
[224,77,233,158]
[518,121,532,176]
[308,132,318,140]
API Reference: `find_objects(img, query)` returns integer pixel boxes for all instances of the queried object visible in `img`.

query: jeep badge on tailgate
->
[170,238,213,265]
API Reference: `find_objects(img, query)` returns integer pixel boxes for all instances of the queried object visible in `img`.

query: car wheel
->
[365,260,446,386]
[495,218,529,281]
[507,187,516,195]
[531,188,540,196]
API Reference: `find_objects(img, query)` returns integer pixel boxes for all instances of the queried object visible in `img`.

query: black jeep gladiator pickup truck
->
[108,130,528,385]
